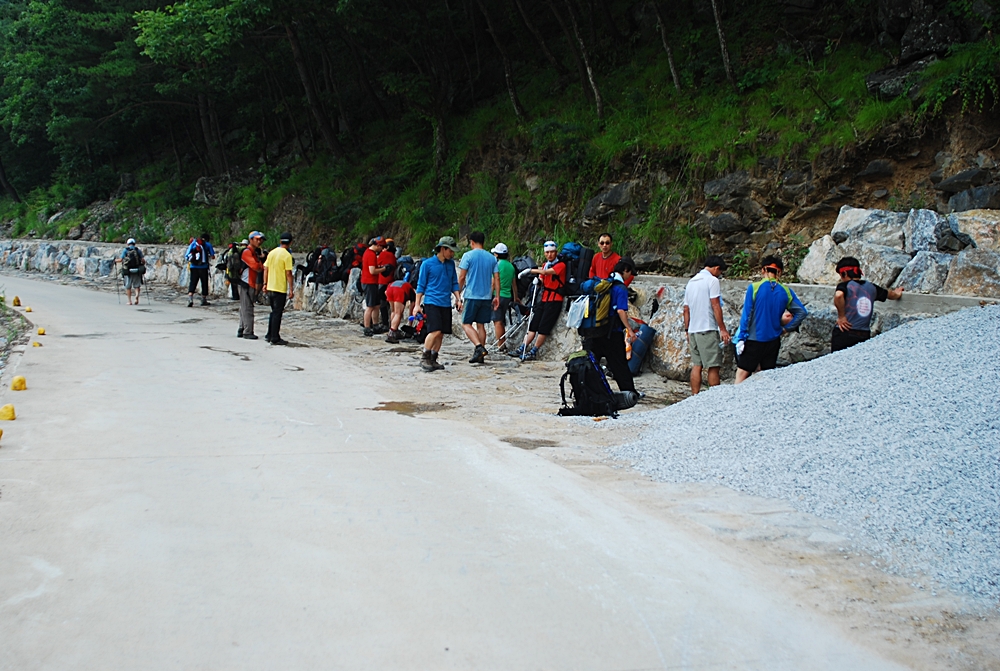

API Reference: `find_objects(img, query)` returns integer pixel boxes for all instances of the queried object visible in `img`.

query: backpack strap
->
[559,371,570,407]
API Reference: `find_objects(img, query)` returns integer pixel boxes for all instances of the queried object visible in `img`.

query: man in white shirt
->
[683,255,731,394]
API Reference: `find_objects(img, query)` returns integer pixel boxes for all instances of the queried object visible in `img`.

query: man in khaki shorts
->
[683,255,731,394]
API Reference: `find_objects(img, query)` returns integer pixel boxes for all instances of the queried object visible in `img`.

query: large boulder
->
[856,159,895,180]
[830,206,906,249]
[704,171,753,199]
[903,208,943,252]
[933,168,991,194]
[947,184,1000,213]
[947,209,1000,251]
[797,235,841,285]
[934,216,975,252]
[942,248,1000,298]
[779,306,837,364]
[839,240,911,287]
[892,251,953,294]
[583,180,639,220]
[899,9,962,62]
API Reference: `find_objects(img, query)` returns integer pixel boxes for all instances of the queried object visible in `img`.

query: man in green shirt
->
[491,243,519,353]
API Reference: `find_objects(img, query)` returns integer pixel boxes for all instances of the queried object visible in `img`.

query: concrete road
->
[0,276,906,670]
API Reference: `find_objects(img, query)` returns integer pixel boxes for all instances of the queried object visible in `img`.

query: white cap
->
[543,240,558,251]
[126,238,136,245]
[241,239,249,245]
[491,243,508,254]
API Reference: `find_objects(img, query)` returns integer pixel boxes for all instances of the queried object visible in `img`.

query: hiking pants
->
[266,291,287,341]
[239,286,257,336]
[188,267,209,296]
[586,331,635,393]
[230,279,240,300]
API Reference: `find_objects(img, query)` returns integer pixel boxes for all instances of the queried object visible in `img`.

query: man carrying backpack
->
[735,256,807,383]
[584,259,637,393]
[185,232,216,307]
[491,243,518,354]
[512,240,565,362]
[413,236,462,372]
[683,254,731,394]
[221,240,246,301]
[263,232,295,346]
[238,231,265,339]
[119,238,146,306]
[377,238,398,332]
[458,231,500,364]
[831,256,904,352]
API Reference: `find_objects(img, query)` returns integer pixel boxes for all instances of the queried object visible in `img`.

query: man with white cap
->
[237,231,265,339]
[491,242,518,353]
[512,240,565,361]
[119,238,145,306]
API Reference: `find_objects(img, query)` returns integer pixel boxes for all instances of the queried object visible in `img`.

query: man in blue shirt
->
[458,231,499,364]
[413,236,462,372]
[185,232,216,307]
[735,255,807,383]
[584,259,637,393]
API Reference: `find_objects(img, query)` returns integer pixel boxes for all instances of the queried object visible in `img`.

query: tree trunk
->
[433,111,449,177]
[270,72,311,166]
[651,2,681,91]
[561,0,603,119]
[285,22,345,158]
[197,94,224,174]
[708,0,735,86]
[182,117,211,175]
[209,99,231,175]
[475,0,527,120]
[511,0,570,85]
[0,154,21,203]
[168,120,184,178]
[546,0,590,95]
[339,27,390,122]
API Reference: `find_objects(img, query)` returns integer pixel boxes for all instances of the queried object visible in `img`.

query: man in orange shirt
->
[237,231,265,339]
[512,240,565,361]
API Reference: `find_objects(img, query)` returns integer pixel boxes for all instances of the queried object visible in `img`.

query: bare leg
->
[493,320,506,347]
[476,323,487,346]
[424,331,444,353]
[390,303,403,331]
[690,365,703,394]
[534,334,547,349]
[364,306,377,328]
[134,286,141,305]
[707,367,720,387]
[735,368,751,384]
[522,330,536,347]
[462,323,482,346]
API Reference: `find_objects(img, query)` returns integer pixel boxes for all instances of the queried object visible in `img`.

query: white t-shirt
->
[683,268,721,333]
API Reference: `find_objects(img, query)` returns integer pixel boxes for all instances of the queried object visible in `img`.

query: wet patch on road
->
[502,437,560,450]
[386,346,420,353]
[61,333,109,339]
[200,346,251,362]
[366,401,454,417]
[285,365,304,372]
[177,318,203,324]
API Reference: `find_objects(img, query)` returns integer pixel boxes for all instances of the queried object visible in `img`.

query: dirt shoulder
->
[7,269,1000,670]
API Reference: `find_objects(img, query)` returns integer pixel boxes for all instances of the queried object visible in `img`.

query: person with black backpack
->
[584,259,637,393]
[185,232,216,307]
[118,238,146,306]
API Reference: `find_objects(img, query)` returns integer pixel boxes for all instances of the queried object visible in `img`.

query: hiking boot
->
[431,351,446,370]
[243,334,258,340]
[521,346,539,361]
[271,338,289,346]
[509,344,525,358]
[385,330,400,344]
[420,350,436,372]
[372,323,389,334]
[187,298,193,307]
[237,328,244,338]
[201,298,210,306]
[468,344,487,364]
[363,327,374,337]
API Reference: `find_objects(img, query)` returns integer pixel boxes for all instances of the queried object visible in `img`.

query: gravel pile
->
[612,305,1000,603]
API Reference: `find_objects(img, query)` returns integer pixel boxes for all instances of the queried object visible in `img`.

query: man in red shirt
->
[589,232,621,280]
[377,238,398,331]
[361,237,388,336]
[512,240,565,361]
[237,231,265,339]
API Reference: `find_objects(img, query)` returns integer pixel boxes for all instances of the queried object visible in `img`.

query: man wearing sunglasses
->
[734,256,807,384]
[589,233,620,281]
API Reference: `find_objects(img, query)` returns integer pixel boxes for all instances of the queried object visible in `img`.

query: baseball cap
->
[279,231,293,243]
[126,238,136,245]
[704,254,728,270]
[249,231,264,240]
[435,236,459,252]
[543,240,558,251]
[370,236,385,246]
[240,238,249,245]
[491,242,509,254]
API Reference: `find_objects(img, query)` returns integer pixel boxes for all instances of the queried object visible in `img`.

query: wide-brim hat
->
[435,236,459,252]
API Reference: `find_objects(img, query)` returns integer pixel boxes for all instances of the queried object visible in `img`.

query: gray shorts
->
[124,273,144,289]
[689,330,722,368]
[491,296,512,324]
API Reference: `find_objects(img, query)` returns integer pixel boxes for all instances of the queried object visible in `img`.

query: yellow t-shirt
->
[264,246,293,293]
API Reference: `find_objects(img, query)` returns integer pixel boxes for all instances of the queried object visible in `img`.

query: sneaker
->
[468,344,487,364]
[271,338,289,346]
[243,334,259,340]
[201,298,210,306]
[187,298,193,308]
[385,330,400,344]
[431,351,445,370]
[509,344,525,358]
[522,346,539,361]
[237,328,244,338]
[420,350,436,372]
[363,327,374,337]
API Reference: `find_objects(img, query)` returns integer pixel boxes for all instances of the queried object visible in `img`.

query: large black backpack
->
[557,242,594,298]
[122,247,145,276]
[512,254,536,302]
[558,351,618,417]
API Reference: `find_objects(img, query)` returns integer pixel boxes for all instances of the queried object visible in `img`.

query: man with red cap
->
[831,256,903,353]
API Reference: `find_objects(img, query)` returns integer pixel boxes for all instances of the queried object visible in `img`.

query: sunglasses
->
[598,240,611,245]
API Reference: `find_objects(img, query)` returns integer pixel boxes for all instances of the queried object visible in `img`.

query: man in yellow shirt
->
[263,231,295,345]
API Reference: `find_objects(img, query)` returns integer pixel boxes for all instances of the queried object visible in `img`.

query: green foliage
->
[728,249,753,278]
[919,38,1000,117]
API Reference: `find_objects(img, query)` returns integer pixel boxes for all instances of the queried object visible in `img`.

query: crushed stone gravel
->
[610,305,1000,604]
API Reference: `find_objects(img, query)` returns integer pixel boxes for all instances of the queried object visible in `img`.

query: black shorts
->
[423,303,453,335]
[737,339,781,373]
[363,283,381,308]
[831,328,870,353]
[528,300,562,336]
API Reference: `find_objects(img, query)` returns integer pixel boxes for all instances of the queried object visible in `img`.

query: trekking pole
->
[522,278,540,362]
[114,260,121,304]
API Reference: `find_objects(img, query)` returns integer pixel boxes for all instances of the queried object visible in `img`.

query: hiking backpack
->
[558,242,594,298]
[395,255,417,283]
[188,239,205,265]
[512,254,536,301]
[122,247,144,276]
[558,351,618,417]
[225,244,243,279]
[576,277,621,339]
